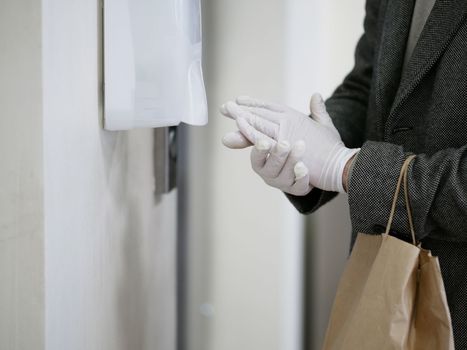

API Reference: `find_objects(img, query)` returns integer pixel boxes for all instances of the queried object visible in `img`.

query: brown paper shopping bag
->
[322,155,454,350]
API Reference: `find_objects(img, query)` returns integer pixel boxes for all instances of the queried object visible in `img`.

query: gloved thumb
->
[309,93,333,127]
[222,131,253,149]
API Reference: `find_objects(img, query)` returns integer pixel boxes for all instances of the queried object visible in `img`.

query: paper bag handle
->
[384,155,417,245]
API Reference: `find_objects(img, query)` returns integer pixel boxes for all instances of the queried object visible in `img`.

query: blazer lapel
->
[375,0,415,134]
[385,0,467,135]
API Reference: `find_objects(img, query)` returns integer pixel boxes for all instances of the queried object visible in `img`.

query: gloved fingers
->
[223,101,248,120]
[220,101,236,120]
[259,140,291,178]
[309,93,334,127]
[294,161,309,179]
[226,103,280,139]
[246,106,283,123]
[250,139,272,172]
[274,140,306,186]
[222,131,253,149]
[236,96,286,113]
[246,114,279,139]
[289,164,312,195]
[236,117,276,145]
[224,101,282,138]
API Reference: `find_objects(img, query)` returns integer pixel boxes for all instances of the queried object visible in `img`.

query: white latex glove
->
[251,139,312,196]
[221,103,252,149]
[222,94,360,193]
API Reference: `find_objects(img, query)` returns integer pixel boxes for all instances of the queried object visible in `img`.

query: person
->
[220,0,467,347]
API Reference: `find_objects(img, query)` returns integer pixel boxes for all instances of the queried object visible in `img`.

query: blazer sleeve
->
[285,0,381,214]
[349,142,467,242]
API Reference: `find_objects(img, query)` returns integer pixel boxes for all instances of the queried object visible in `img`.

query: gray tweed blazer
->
[286,0,467,347]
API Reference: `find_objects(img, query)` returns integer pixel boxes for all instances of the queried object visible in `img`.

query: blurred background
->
[0,0,365,349]
[180,0,365,349]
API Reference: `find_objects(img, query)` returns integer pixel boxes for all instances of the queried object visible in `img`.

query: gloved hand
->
[221,94,360,193]
[250,138,312,196]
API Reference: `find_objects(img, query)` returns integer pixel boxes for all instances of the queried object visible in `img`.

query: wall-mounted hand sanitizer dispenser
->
[103,0,208,130]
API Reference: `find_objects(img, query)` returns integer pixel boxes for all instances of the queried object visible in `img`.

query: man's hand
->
[221,94,360,193]
[250,139,313,196]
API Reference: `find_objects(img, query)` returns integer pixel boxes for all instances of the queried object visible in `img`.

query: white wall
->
[185,1,303,350]
[42,1,177,350]
[1,1,177,349]
[0,1,44,349]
